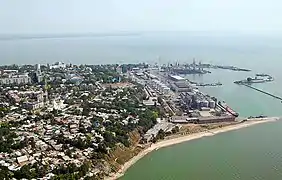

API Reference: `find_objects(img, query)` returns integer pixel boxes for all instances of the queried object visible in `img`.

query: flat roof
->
[175,81,190,88]
[199,115,234,121]
[169,75,185,81]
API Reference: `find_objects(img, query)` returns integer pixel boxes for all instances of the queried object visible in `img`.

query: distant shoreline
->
[0,33,141,41]
[105,117,279,180]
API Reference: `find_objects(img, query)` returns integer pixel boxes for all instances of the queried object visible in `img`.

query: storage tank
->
[202,100,209,107]
[196,100,201,108]
[209,100,216,108]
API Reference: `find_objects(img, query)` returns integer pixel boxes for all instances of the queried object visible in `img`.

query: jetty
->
[243,84,282,101]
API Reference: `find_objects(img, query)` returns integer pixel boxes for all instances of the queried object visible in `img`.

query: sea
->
[1,33,282,180]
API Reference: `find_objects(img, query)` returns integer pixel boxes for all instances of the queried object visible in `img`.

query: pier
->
[243,84,282,101]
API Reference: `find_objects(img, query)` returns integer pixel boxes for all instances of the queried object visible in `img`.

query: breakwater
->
[244,84,282,101]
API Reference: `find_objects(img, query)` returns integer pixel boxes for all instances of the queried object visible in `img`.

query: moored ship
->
[218,101,239,117]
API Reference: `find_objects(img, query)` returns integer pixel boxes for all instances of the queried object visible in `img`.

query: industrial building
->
[197,115,235,124]
[145,73,158,80]
[169,75,186,82]
[172,81,192,92]
[170,115,235,124]
[150,79,170,94]
[143,122,175,142]
[180,91,216,109]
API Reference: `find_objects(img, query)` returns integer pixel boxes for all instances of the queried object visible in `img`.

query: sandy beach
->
[106,117,280,180]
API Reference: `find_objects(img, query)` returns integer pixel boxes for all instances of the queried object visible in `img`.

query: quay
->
[243,84,282,101]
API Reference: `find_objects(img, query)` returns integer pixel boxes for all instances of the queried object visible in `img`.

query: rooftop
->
[169,75,185,81]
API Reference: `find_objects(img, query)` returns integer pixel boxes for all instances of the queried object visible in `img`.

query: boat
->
[256,73,269,77]
[248,115,267,119]
[221,102,239,117]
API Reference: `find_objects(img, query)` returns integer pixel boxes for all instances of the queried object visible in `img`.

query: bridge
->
[243,84,282,101]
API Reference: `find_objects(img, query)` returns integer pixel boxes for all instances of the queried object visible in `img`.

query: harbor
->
[198,63,251,72]
[119,62,282,180]
[162,60,251,75]
[130,65,241,129]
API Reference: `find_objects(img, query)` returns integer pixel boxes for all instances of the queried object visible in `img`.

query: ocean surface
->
[1,33,282,179]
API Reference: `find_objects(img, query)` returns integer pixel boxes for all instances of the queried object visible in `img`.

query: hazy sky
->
[1,0,281,34]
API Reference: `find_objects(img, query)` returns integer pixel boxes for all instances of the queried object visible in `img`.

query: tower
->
[36,64,41,71]
[35,64,43,83]
[193,58,196,70]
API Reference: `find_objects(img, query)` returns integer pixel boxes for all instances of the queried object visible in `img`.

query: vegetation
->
[0,126,23,153]
[0,63,161,179]
[52,161,91,180]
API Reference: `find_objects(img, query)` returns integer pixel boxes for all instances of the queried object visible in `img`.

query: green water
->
[122,68,282,180]
[122,121,282,180]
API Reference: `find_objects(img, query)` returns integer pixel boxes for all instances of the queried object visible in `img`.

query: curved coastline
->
[105,117,280,180]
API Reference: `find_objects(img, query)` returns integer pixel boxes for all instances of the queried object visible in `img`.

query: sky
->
[0,0,282,34]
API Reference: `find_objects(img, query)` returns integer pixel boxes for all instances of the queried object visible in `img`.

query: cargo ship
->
[172,68,211,75]
[218,101,239,117]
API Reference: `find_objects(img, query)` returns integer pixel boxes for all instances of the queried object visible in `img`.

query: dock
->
[243,84,282,101]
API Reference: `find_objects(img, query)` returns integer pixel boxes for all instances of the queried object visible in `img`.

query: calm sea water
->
[1,34,282,179]
[122,121,282,180]
[121,67,282,180]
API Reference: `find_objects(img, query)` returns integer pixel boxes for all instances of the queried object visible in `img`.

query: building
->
[116,65,123,74]
[170,115,235,124]
[49,62,66,69]
[1,69,18,75]
[172,81,191,92]
[196,116,235,124]
[150,79,170,94]
[23,101,44,110]
[143,122,175,142]
[17,155,29,166]
[145,73,158,80]
[7,91,20,103]
[170,116,198,123]
[70,76,83,85]
[169,75,185,82]
[0,74,31,85]
[35,64,43,83]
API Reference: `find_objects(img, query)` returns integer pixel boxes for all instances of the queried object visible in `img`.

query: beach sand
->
[105,117,279,180]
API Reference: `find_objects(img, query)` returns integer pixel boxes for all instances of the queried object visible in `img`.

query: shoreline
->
[106,117,280,180]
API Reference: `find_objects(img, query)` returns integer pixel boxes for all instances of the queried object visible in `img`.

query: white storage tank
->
[209,100,216,108]
[203,100,209,107]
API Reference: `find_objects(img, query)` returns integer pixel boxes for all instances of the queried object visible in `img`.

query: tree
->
[157,129,165,140]
[14,164,32,179]
[82,107,91,116]
[171,126,180,134]
[80,161,91,176]
[0,166,12,179]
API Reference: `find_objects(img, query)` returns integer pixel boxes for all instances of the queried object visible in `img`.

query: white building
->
[0,74,31,85]
[151,79,170,94]
[49,62,66,69]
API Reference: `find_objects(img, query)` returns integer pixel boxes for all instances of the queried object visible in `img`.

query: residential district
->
[0,62,241,179]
